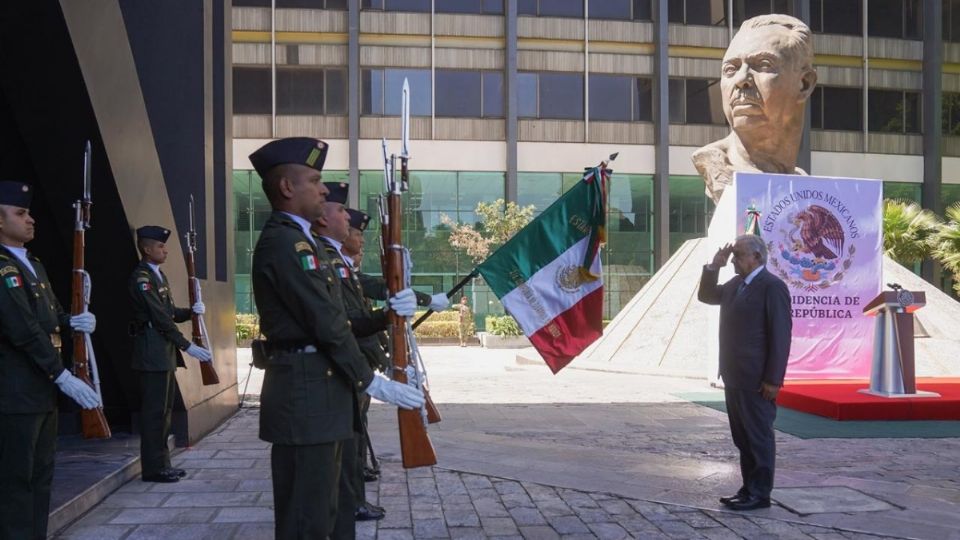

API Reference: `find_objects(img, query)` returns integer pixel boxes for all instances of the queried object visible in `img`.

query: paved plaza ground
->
[55,346,960,539]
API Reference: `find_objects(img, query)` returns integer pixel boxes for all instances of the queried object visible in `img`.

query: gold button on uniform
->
[326,369,333,376]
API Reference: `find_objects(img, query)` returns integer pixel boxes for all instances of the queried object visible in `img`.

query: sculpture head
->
[721,14,817,140]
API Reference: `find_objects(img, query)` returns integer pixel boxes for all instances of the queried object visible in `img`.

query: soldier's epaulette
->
[294,241,313,253]
[322,244,338,256]
[0,260,20,276]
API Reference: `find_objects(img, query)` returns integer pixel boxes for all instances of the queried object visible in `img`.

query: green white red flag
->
[477,166,608,373]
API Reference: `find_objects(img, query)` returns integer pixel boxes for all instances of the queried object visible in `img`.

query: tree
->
[882,199,940,265]
[440,199,535,264]
[933,202,960,295]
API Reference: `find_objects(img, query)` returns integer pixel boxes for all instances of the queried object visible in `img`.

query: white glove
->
[365,375,425,410]
[55,370,101,410]
[185,343,213,363]
[388,288,417,317]
[428,293,450,312]
[192,302,205,315]
[69,312,97,334]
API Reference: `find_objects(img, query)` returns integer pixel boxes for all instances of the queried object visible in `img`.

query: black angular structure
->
[0,0,237,444]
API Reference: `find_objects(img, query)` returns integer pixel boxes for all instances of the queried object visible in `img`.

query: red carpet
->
[778,378,960,421]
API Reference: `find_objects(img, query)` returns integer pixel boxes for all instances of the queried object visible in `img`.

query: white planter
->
[479,332,532,349]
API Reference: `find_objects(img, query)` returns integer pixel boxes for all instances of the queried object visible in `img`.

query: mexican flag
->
[477,166,608,373]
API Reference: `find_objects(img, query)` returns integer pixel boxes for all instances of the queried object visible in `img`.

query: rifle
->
[71,141,111,439]
[379,78,437,468]
[185,195,220,386]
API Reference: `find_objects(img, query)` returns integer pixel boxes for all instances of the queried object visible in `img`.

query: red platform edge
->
[778,378,960,421]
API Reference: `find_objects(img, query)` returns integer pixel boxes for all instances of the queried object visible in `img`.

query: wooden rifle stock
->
[71,198,111,440]
[185,246,220,386]
[383,191,437,468]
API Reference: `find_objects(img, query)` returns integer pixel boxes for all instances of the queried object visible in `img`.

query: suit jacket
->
[0,247,70,413]
[128,261,191,371]
[698,265,792,390]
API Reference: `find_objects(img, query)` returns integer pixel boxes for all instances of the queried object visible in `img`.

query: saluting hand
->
[708,243,733,271]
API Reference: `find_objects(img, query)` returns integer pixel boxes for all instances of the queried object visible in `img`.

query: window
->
[946,0,960,42]
[276,68,323,115]
[731,0,789,27]
[436,71,481,117]
[361,68,431,116]
[518,0,583,17]
[944,92,960,135]
[811,0,861,35]
[274,68,347,115]
[435,0,504,14]
[669,78,725,125]
[539,72,584,120]
[325,69,347,114]
[434,70,503,118]
[669,0,727,26]
[363,0,431,11]
[276,0,346,8]
[483,72,505,117]
[233,67,271,114]
[810,86,862,131]
[588,75,653,122]
[669,176,715,254]
[517,71,584,120]
[869,0,922,39]
[868,89,920,134]
[588,0,652,20]
[517,72,538,118]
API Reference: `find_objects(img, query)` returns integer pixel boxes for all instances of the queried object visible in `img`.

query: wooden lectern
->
[860,288,938,397]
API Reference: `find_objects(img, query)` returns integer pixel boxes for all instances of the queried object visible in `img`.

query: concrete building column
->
[505,0,518,203]
[653,0,670,269]
[922,0,943,282]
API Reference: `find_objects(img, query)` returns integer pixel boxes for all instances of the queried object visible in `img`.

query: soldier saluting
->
[249,137,424,539]
[128,225,210,483]
[0,181,101,539]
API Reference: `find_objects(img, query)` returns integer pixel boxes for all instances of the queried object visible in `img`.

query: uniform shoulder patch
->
[138,281,152,291]
[137,276,151,283]
[294,241,314,253]
[4,274,24,288]
[0,264,19,276]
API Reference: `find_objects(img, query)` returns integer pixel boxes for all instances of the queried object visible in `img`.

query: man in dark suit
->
[698,233,792,511]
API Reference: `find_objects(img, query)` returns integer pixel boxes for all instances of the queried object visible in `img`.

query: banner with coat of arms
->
[735,173,883,379]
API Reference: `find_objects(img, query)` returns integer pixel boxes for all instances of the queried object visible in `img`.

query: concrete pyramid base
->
[574,240,960,379]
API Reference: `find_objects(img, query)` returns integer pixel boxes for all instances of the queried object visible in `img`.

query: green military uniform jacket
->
[319,238,391,373]
[0,246,70,413]
[128,261,191,372]
[252,212,379,446]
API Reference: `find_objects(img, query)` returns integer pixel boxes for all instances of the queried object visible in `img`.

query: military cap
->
[0,181,33,208]
[347,209,371,232]
[248,137,328,179]
[136,225,171,243]
[323,182,349,205]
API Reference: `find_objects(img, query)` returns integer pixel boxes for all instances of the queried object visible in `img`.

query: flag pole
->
[411,269,480,330]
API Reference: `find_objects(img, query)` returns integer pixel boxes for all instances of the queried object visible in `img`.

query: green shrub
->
[236,313,259,340]
[485,315,522,337]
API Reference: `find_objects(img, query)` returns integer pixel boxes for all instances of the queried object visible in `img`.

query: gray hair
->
[739,14,814,71]
[735,234,768,265]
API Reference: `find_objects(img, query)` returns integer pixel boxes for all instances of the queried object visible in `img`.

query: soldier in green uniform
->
[342,208,388,484]
[313,187,398,521]
[128,225,211,483]
[0,181,102,539]
[249,137,424,540]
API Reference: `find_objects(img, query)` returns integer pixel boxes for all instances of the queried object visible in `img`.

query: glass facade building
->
[232,0,960,322]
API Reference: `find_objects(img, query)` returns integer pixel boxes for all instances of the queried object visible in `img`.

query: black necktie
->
[736,280,747,297]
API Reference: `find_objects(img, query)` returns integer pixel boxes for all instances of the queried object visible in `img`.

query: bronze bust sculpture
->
[692,14,818,204]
